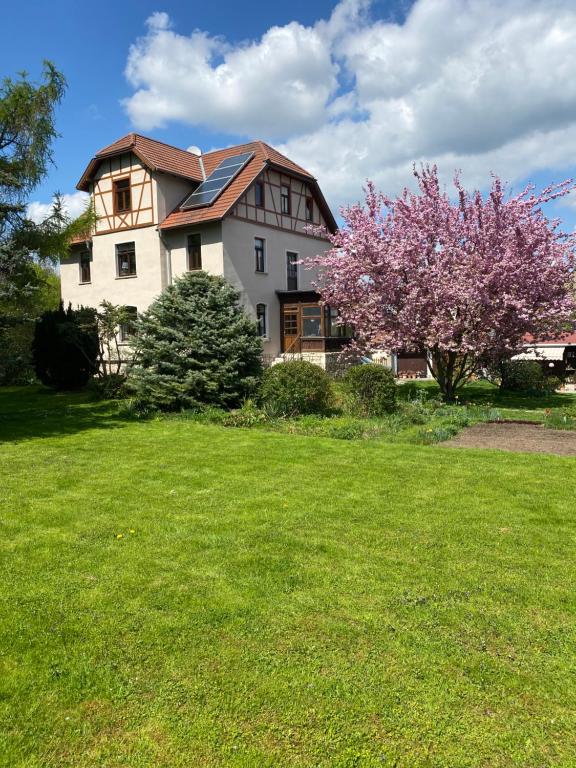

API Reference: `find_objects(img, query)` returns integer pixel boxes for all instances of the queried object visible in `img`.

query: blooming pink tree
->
[310,167,576,401]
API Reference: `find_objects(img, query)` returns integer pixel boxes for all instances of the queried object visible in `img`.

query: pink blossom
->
[307,167,576,400]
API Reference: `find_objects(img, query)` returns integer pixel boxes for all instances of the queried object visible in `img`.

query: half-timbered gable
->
[90,152,155,234]
[231,168,328,234]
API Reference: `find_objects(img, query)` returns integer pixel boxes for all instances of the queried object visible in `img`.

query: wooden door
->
[282,304,300,352]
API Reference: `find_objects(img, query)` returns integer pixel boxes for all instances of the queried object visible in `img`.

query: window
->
[302,305,322,336]
[113,178,131,213]
[305,197,314,222]
[255,237,266,273]
[255,181,265,208]
[256,303,267,337]
[187,233,202,270]
[116,242,136,277]
[79,251,91,283]
[326,306,353,338]
[286,251,298,291]
[119,306,138,343]
[280,184,291,215]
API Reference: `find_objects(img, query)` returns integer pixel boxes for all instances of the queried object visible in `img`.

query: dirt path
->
[443,422,576,456]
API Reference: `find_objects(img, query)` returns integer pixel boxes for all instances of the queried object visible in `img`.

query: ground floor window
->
[79,251,91,283]
[187,233,202,270]
[256,303,267,337]
[301,305,322,336]
[119,306,138,342]
[116,242,136,277]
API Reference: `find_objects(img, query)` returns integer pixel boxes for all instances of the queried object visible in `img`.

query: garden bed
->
[443,421,576,456]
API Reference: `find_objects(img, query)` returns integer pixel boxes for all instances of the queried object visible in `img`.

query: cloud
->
[123,0,576,210]
[27,191,90,225]
[123,12,340,137]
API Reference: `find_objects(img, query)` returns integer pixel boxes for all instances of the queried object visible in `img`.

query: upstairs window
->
[256,303,267,337]
[119,306,138,342]
[79,251,91,284]
[113,178,131,213]
[280,184,291,215]
[255,181,265,208]
[305,197,314,222]
[116,242,136,277]
[187,233,202,271]
[286,251,298,291]
[255,237,266,273]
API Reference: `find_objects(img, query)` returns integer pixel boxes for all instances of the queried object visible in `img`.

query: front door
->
[282,303,300,352]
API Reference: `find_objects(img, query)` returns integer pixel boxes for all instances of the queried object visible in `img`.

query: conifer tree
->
[128,271,262,411]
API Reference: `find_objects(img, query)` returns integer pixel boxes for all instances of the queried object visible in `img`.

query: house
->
[61,133,350,366]
[513,332,576,381]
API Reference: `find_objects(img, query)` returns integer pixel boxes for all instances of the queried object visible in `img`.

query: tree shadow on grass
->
[0,385,141,444]
[397,379,576,410]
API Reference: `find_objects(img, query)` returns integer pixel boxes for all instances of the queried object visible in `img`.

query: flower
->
[116,533,124,539]
[129,529,136,534]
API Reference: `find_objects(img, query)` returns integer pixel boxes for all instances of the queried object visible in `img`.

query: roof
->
[160,140,337,233]
[76,133,337,234]
[524,332,576,346]
[77,133,204,191]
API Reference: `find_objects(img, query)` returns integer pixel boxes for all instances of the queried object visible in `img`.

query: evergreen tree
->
[128,271,263,411]
[33,303,99,390]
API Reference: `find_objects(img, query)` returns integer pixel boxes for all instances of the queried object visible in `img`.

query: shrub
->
[127,271,262,411]
[260,360,332,417]
[32,303,99,390]
[499,359,560,394]
[0,318,35,385]
[343,363,397,416]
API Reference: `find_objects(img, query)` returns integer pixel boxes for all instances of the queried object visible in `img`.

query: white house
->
[61,133,350,366]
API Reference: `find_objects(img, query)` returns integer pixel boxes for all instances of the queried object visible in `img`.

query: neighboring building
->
[513,332,576,380]
[61,133,350,366]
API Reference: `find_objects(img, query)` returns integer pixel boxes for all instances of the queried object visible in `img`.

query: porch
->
[277,291,352,354]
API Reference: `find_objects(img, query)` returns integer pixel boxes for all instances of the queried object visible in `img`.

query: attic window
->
[305,197,313,222]
[281,184,291,215]
[255,181,265,207]
[114,178,131,213]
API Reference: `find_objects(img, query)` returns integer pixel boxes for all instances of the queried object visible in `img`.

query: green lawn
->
[1,386,576,767]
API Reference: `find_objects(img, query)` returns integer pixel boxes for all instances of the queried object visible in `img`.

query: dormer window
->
[114,178,131,213]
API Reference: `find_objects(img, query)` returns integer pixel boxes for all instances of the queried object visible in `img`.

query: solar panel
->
[181,151,255,210]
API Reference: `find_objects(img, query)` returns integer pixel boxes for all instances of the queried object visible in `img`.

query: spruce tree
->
[128,271,263,411]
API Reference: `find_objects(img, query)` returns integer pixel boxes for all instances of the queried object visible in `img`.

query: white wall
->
[60,224,164,314]
[155,172,194,223]
[222,217,330,356]
[163,222,224,282]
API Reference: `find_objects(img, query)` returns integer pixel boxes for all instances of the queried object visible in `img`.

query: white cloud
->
[27,191,90,225]
[123,0,576,211]
[123,13,339,136]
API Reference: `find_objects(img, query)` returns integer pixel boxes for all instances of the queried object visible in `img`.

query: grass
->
[1,385,576,766]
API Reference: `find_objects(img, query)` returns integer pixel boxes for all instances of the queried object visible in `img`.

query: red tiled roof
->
[525,332,576,345]
[160,140,336,233]
[76,134,337,233]
[77,133,204,191]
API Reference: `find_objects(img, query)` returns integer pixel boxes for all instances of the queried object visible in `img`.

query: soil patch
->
[443,422,576,456]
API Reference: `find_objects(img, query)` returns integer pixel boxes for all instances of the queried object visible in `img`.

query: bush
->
[500,360,561,394]
[127,271,262,411]
[260,360,332,417]
[343,363,397,416]
[0,318,35,384]
[32,303,99,390]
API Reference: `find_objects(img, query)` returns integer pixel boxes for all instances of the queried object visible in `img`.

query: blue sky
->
[3,0,576,228]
